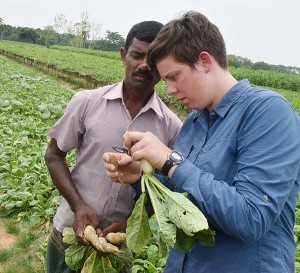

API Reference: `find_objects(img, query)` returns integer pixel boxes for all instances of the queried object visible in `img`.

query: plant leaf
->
[146,178,176,247]
[126,192,151,253]
[195,228,216,247]
[146,174,208,236]
[65,244,93,271]
[81,252,117,273]
[174,228,195,253]
[63,226,76,245]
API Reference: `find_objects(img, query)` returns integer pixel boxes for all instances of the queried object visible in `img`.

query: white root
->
[140,159,153,174]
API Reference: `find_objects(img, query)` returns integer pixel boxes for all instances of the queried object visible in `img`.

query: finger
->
[117,154,134,166]
[96,228,103,237]
[105,170,120,182]
[103,152,122,162]
[123,131,145,152]
[75,228,87,244]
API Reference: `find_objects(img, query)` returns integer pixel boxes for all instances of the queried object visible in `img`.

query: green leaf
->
[126,192,151,253]
[65,244,93,271]
[174,228,195,253]
[195,228,216,247]
[108,242,133,271]
[146,178,176,247]
[82,253,117,273]
[146,245,159,266]
[63,226,76,245]
[146,174,209,236]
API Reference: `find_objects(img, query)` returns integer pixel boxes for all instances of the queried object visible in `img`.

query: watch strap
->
[162,159,174,176]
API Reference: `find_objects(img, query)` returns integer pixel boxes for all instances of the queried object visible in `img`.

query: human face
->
[157,55,212,111]
[121,38,161,92]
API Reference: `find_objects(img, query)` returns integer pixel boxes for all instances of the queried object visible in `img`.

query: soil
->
[0,221,17,248]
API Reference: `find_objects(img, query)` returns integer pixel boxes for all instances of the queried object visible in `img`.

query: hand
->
[102,152,141,184]
[73,204,101,244]
[123,131,171,170]
[102,220,127,237]
[95,220,127,257]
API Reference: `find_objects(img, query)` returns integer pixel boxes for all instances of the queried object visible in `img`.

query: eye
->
[131,52,144,60]
[169,74,178,81]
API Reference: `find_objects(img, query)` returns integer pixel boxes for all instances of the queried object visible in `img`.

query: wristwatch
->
[162,150,184,176]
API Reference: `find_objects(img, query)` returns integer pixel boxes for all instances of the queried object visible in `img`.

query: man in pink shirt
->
[45,21,182,273]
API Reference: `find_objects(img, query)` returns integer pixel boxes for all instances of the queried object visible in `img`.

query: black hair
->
[124,21,163,51]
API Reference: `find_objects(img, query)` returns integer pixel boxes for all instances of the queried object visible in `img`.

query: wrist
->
[161,150,184,176]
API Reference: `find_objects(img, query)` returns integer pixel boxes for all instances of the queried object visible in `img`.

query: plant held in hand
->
[126,159,215,254]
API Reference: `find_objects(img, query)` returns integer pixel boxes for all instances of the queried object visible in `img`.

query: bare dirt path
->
[0,220,17,248]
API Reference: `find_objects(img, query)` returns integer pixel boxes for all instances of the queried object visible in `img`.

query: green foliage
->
[230,67,300,92]
[63,227,133,273]
[0,40,124,85]
[0,41,299,112]
[228,54,300,74]
[295,199,300,272]
[126,174,214,255]
[0,55,73,227]
[126,192,152,253]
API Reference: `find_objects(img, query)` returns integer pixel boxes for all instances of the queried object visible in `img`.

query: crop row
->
[0,55,74,226]
[0,41,124,88]
[0,41,299,95]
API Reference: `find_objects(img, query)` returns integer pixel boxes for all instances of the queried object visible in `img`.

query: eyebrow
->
[164,71,178,80]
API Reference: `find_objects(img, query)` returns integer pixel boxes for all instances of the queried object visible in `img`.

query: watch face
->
[170,151,183,162]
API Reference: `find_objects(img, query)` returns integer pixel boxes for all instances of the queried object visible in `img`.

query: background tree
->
[54,14,75,46]
[38,25,59,46]
[0,17,6,40]
[88,22,102,48]
[74,12,91,48]
[18,27,38,44]
[252,61,271,70]
[228,54,252,68]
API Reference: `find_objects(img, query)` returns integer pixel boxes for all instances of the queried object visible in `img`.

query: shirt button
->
[262,195,269,201]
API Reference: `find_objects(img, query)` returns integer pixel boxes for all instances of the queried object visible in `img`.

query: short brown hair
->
[147,11,228,69]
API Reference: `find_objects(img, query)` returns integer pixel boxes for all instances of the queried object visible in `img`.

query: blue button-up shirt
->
[160,80,300,273]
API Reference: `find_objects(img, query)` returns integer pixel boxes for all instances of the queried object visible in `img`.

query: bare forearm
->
[46,154,86,212]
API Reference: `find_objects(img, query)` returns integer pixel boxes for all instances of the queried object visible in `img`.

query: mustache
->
[132,70,153,78]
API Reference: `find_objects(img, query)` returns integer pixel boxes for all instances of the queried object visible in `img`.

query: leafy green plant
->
[0,55,72,227]
[126,170,215,255]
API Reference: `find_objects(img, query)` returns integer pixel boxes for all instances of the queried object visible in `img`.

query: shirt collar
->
[103,81,164,119]
[193,79,251,121]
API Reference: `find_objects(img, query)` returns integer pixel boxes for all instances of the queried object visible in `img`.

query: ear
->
[120,47,126,65]
[196,51,212,67]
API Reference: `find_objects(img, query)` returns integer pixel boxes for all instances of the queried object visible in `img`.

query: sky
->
[1,0,300,68]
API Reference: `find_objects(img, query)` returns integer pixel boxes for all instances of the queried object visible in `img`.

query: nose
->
[137,57,150,71]
[166,82,177,95]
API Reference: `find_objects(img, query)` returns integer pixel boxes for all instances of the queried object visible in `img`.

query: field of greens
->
[0,41,300,272]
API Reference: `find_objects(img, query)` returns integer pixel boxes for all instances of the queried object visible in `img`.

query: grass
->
[0,218,48,273]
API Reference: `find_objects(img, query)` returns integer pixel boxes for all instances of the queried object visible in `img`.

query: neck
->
[207,69,238,112]
[122,81,154,119]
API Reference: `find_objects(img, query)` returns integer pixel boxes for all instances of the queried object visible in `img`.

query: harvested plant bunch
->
[126,159,215,254]
[63,227,132,273]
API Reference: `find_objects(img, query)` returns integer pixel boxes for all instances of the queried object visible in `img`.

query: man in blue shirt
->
[103,11,300,273]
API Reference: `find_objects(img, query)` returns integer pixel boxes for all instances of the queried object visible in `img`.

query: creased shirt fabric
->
[160,79,300,273]
[48,82,182,232]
